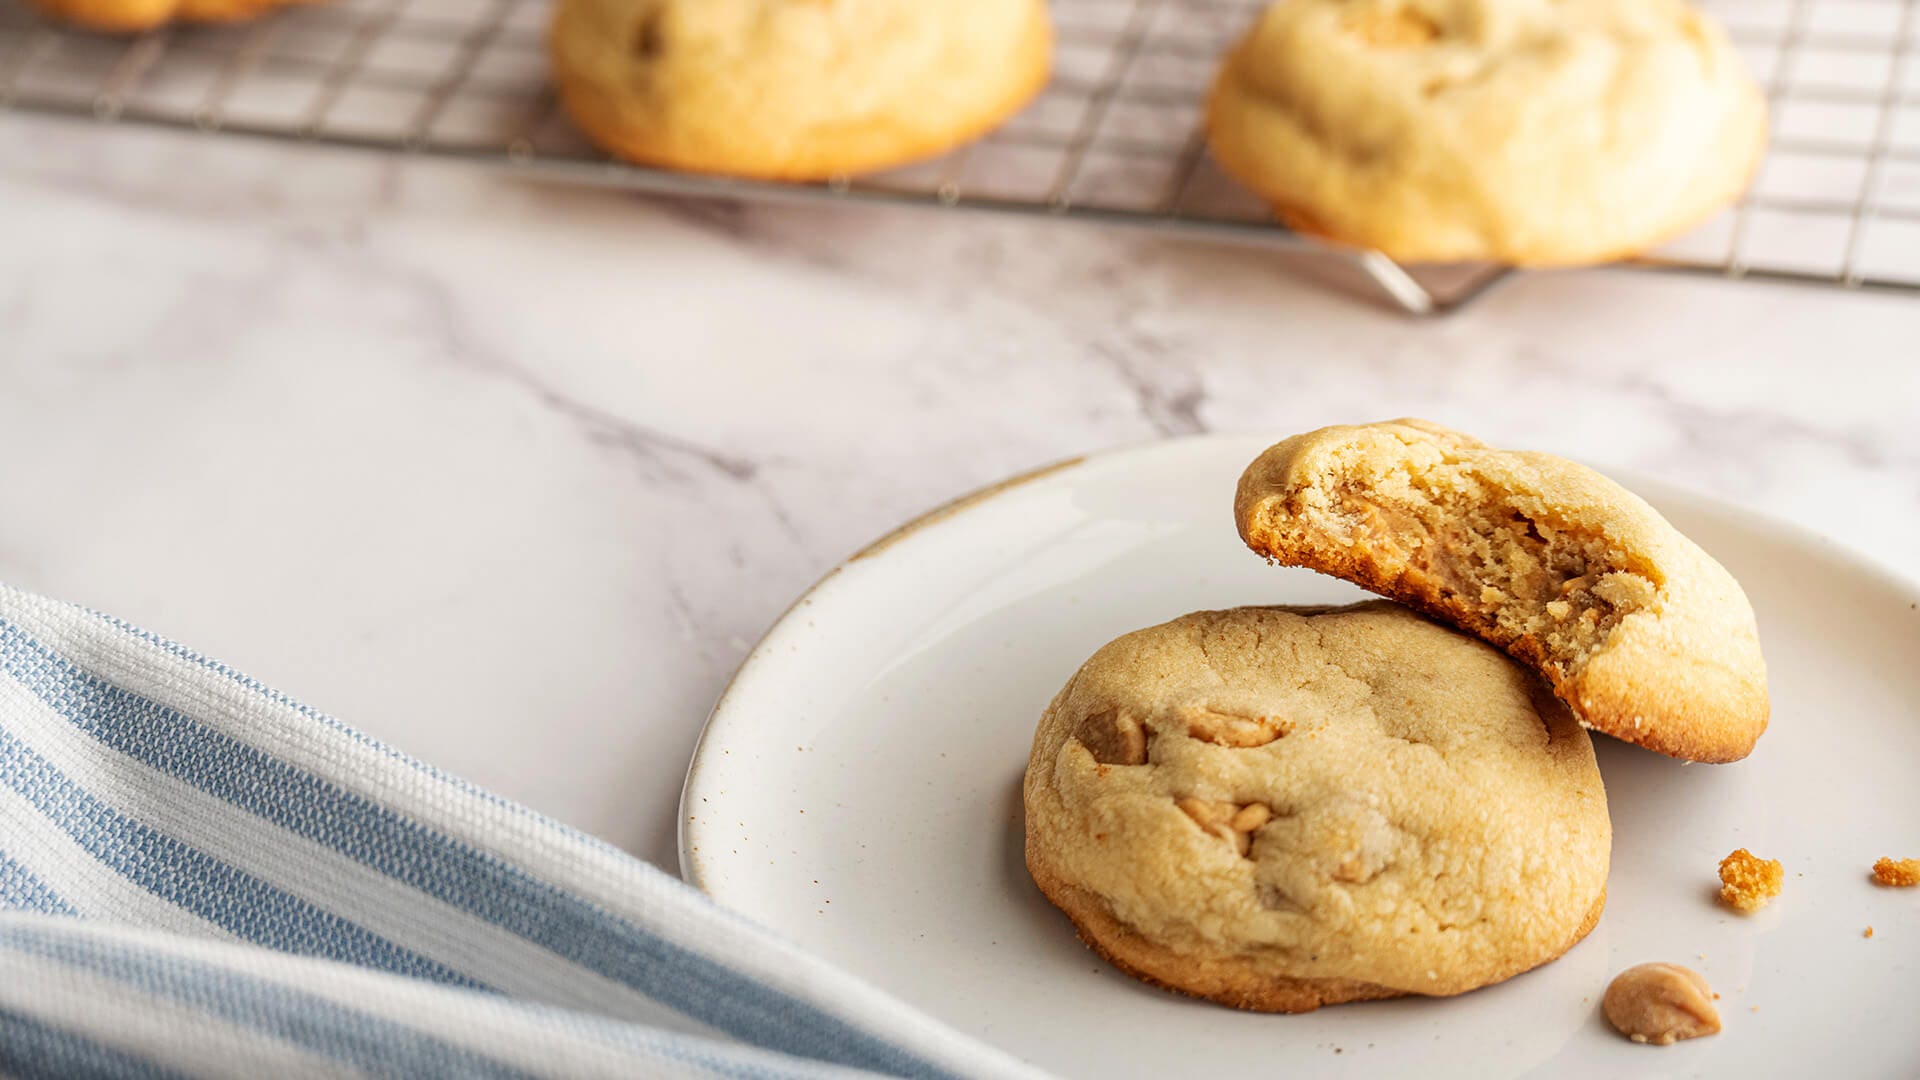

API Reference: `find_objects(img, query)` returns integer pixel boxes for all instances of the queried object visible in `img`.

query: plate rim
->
[678,432,1920,888]
[676,446,1093,886]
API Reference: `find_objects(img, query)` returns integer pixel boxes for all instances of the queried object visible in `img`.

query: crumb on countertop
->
[1719,848,1783,913]
[1872,857,1920,887]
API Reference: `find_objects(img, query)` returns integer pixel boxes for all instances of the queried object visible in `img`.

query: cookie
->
[1205,0,1767,265]
[1234,420,1769,763]
[27,0,297,31]
[549,0,1052,181]
[1023,603,1611,1012]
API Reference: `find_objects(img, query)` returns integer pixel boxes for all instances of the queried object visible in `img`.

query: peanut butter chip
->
[1603,963,1721,1046]
[1176,798,1273,858]
[1075,709,1147,766]
[1179,704,1292,748]
[1231,803,1273,832]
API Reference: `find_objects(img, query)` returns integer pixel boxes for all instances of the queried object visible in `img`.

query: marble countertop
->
[3,111,1916,869]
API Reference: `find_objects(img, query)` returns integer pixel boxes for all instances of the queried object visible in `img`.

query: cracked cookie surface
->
[1023,602,1610,1012]
[1235,419,1769,763]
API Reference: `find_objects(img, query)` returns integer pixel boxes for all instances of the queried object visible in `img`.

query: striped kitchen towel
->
[0,582,1043,1080]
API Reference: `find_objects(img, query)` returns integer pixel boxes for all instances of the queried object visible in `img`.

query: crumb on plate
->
[1719,848,1783,912]
[1872,857,1920,887]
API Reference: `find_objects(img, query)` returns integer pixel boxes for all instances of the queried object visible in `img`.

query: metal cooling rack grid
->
[1,0,1916,314]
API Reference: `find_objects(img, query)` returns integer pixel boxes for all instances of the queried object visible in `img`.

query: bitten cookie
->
[549,0,1052,181]
[27,0,300,30]
[1205,0,1767,265]
[1023,603,1611,1012]
[1235,420,1769,763]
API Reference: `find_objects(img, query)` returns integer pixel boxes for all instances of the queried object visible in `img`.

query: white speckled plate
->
[681,435,1920,1079]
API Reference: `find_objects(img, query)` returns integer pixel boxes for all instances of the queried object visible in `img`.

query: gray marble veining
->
[2,112,1916,867]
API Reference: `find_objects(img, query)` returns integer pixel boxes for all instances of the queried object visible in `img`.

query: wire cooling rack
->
[2,0,1917,314]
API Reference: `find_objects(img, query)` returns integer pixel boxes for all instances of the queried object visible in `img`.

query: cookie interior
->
[1254,461,1658,705]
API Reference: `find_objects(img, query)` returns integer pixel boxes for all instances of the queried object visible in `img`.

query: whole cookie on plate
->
[1205,0,1767,265]
[1234,420,1769,763]
[548,0,1052,181]
[27,0,300,31]
[1023,603,1611,1012]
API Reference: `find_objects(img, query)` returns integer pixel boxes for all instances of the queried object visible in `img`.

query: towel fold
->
[0,583,1040,1080]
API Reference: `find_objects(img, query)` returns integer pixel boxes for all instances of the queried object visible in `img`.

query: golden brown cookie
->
[1205,0,1767,265]
[1234,420,1770,763]
[27,0,301,31]
[1023,603,1611,1012]
[548,0,1052,181]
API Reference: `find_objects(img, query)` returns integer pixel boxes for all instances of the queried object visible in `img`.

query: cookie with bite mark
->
[1234,419,1769,763]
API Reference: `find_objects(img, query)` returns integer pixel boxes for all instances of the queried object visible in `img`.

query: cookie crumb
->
[1864,926,1874,939]
[1871,857,1919,887]
[1718,848,1783,912]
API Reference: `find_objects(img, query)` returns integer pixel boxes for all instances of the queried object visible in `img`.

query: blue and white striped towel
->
[0,583,1042,1079]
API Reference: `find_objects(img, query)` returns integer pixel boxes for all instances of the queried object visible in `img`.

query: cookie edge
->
[1027,831,1608,1013]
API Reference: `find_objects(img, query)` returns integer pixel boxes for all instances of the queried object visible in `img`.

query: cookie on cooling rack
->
[1234,419,1770,763]
[1205,0,1767,265]
[1023,603,1611,1012]
[547,0,1052,181]
[27,0,301,31]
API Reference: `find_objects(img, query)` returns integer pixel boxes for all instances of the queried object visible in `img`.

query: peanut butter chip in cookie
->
[1604,963,1721,1046]
[1180,704,1292,747]
[1074,708,1148,766]
[1176,798,1273,857]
